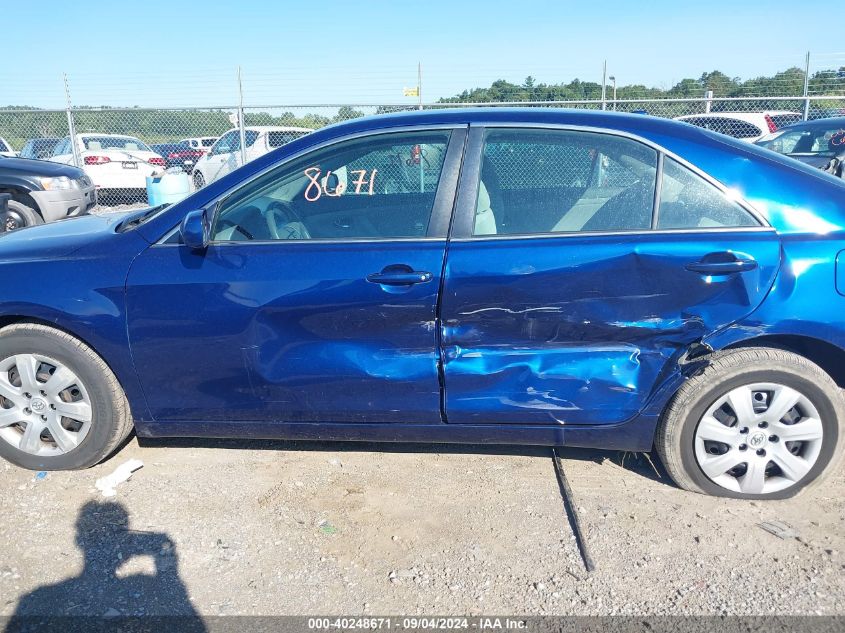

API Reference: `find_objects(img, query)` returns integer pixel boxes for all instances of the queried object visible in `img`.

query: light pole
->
[608,75,617,111]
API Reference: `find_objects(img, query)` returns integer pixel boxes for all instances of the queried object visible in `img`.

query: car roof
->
[781,116,845,129]
[77,133,144,140]
[676,111,799,123]
[239,126,314,133]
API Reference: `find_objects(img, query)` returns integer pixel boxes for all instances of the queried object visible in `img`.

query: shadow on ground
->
[5,500,205,632]
[137,435,673,487]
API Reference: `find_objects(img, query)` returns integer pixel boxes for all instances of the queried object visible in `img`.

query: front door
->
[441,126,781,425]
[126,127,464,423]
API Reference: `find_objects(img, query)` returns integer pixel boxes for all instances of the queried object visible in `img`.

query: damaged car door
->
[440,126,781,425]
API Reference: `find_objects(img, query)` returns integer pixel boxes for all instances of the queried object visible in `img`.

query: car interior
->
[212,134,449,242]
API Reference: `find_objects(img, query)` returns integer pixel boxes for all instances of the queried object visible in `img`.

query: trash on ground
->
[758,520,799,540]
[34,471,47,481]
[318,519,338,535]
[95,459,144,497]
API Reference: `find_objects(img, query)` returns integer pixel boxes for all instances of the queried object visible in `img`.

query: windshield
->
[757,123,845,157]
[81,136,153,152]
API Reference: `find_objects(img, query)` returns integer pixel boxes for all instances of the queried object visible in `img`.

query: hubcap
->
[0,354,93,456]
[694,382,824,494]
[1,210,24,232]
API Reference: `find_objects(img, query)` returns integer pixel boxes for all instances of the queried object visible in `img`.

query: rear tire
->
[193,171,205,190]
[656,347,844,499]
[1,199,44,232]
[0,323,133,470]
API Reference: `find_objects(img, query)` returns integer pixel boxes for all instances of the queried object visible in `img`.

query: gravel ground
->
[0,437,842,617]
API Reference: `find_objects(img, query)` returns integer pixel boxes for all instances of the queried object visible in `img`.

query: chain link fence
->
[2,96,844,209]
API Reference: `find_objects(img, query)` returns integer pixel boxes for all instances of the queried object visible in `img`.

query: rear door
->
[440,126,781,425]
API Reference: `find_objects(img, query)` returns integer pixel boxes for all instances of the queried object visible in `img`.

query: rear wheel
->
[0,323,132,470]
[193,170,206,190]
[656,347,844,499]
[0,199,44,232]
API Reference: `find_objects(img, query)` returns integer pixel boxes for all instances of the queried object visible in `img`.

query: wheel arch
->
[0,314,145,422]
[721,334,845,389]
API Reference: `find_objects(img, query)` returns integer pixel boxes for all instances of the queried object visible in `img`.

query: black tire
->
[0,323,133,470]
[656,347,845,499]
[1,199,44,232]
[193,171,205,190]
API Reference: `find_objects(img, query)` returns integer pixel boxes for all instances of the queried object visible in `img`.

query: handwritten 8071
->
[303,167,378,202]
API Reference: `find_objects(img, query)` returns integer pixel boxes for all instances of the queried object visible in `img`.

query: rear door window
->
[472,128,658,235]
[268,131,310,148]
[656,158,760,229]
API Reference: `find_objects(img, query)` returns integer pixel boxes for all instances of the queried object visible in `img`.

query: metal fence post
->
[601,61,607,111]
[63,73,81,169]
[237,66,247,165]
[704,90,713,114]
[802,51,811,121]
[418,62,423,111]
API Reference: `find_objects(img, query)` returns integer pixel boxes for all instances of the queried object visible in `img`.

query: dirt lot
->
[0,436,843,617]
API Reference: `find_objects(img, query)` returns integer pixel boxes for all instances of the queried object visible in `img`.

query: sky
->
[2,0,840,109]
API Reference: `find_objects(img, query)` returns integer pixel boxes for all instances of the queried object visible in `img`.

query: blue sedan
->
[1,108,844,500]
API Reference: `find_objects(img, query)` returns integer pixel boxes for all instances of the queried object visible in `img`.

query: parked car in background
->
[151,142,203,172]
[0,137,16,157]
[0,109,844,502]
[179,137,217,153]
[191,126,313,187]
[48,134,165,202]
[0,155,95,230]
[675,111,801,142]
[19,138,61,160]
[755,117,845,175]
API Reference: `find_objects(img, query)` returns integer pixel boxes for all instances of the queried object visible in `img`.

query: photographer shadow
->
[6,500,205,631]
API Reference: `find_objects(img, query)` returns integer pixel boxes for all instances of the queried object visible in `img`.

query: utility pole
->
[802,51,811,121]
[237,66,247,165]
[63,73,81,168]
[601,61,607,111]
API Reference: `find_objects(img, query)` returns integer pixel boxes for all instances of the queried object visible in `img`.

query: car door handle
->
[366,270,433,285]
[685,255,758,275]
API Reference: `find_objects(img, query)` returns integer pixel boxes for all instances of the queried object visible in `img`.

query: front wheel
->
[656,347,844,499]
[1,199,44,232]
[0,323,133,470]
[193,170,206,190]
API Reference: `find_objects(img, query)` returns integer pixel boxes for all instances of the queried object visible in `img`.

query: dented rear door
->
[440,232,780,425]
[440,125,781,425]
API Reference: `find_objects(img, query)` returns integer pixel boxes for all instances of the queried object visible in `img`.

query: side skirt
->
[134,415,659,452]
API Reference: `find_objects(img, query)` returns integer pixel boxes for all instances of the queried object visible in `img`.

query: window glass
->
[268,130,310,148]
[53,138,69,156]
[473,129,657,236]
[0,139,8,152]
[202,138,216,147]
[758,125,845,157]
[211,131,238,155]
[245,130,259,147]
[657,157,759,229]
[211,131,450,242]
[81,136,152,151]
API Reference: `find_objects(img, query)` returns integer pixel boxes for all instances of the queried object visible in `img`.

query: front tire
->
[1,199,44,232]
[656,347,844,499]
[193,170,205,190]
[0,323,133,470]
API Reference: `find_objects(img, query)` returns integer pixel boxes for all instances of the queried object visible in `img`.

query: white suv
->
[191,126,313,187]
[675,111,802,142]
